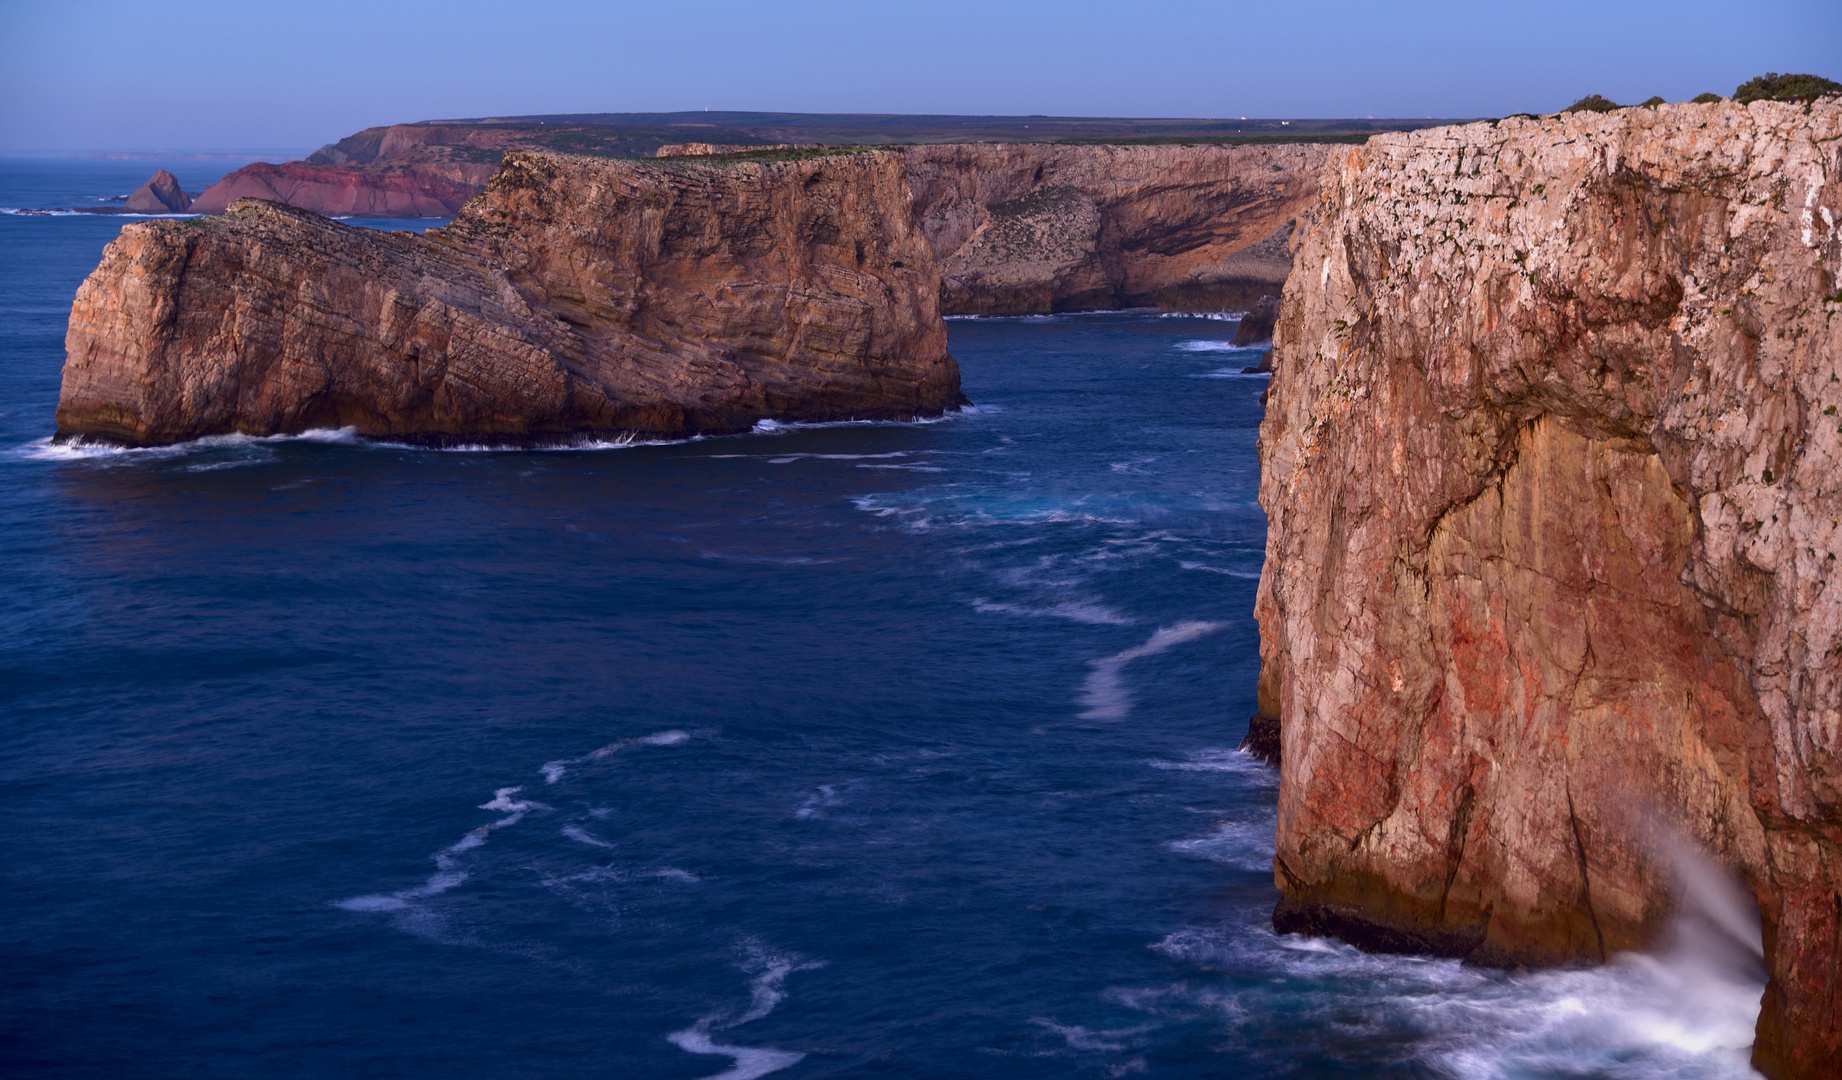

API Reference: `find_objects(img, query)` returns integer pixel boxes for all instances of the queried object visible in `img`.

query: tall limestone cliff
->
[57,150,961,446]
[1254,99,1842,1078]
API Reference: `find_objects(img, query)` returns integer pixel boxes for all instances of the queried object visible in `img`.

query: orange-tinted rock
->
[120,169,192,214]
[904,143,1327,313]
[57,150,961,447]
[1255,99,1842,1078]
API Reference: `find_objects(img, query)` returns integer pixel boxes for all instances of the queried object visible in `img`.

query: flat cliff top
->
[304,113,1456,169]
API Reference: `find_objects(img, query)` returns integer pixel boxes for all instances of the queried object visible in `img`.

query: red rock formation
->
[57,150,961,446]
[187,161,494,216]
[120,169,192,214]
[1255,100,1842,1077]
[904,143,1327,313]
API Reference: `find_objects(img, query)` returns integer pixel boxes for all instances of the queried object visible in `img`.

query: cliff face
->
[187,161,495,216]
[186,132,1326,315]
[903,143,1326,313]
[57,150,961,446]
[1254,100,1842,1077]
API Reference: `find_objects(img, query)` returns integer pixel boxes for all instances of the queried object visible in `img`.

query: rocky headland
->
[179,118,1338,315]
[1254,99,1841,1078]
[57,150,960,446]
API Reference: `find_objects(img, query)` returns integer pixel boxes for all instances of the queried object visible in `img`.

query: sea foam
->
[1079,621,1225,720]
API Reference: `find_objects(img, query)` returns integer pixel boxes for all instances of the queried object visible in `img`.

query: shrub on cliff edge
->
[1691,92,1724,104]
[1563,94,1620,113]
[1733,72,1842,103]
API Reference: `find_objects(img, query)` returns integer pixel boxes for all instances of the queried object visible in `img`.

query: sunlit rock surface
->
[57,150,961,446]
[1255,99,1842,1079]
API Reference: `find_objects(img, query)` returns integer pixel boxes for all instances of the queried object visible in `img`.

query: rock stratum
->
[905,143,1324,313]
[187,121,1331,314]
[1255,100,1842,1077]
[57,150,961,446]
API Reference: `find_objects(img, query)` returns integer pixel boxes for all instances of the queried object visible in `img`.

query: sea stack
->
[120,169,192,213]
[56,149,963,446]
[1254,99,1841,1078]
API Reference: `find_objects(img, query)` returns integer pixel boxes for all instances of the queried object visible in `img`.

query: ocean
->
[0,159,1765,1079]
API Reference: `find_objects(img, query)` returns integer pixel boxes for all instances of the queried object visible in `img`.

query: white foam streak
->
[665,1027,805,1080]
[1158,310,1247,321]
[335,785,547,913]
[1079,621,1225,720]
[13,427,363,462]
[540,729,691,784]
[1177,560,1262,579]
[666,944,823,1080]
[561,825,615,849]
[973,598,1134,626]
[1174,340,1252,352]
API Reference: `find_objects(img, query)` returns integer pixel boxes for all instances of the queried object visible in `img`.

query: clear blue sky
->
[2,0,1836,151]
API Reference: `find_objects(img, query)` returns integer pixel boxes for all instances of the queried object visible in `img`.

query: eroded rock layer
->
[904,143,1325,313]
[191,136,1327,315]
[1255,99,1842,1078]
[58,150,961,446]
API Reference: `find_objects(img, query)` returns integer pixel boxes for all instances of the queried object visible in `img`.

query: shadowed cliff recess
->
[1254,96,1842,1079]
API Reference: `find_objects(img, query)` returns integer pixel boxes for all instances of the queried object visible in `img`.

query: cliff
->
[57,150,961,446]
[904,143,1327,313]
[187,161,495,216]
[120,169,192,214]
[187,126,1328,314]
[1254,99,1842,1077]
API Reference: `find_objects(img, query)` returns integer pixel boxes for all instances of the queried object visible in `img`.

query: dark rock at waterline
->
[120,170,192,214]
[1240,712,1280,766]
[1231,294,1280,346]
[1241,350,1273,375]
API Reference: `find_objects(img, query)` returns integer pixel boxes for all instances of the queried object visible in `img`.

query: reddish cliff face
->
[57,150,961,447]
[1254,100,1842,1078]
[187,161,495,216]
[903,142,1325,313]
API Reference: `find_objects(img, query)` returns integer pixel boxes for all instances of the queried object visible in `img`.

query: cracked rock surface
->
[1255,99,1842,1078]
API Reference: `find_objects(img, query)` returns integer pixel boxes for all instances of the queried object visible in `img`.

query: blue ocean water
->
[1,161,1765,1079]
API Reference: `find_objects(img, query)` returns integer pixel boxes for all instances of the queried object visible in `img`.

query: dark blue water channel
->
[1,161,1762,1079]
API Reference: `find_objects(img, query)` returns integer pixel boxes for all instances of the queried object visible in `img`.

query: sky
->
[2,0,1837,151]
